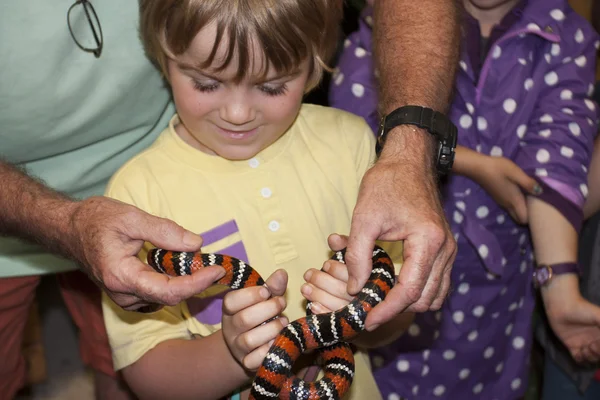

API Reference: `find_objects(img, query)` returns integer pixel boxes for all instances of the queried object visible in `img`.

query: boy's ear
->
[304,56,330,94]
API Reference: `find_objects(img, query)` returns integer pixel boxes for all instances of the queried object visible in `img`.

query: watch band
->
[375,106,458,175]
[533,262,580,288]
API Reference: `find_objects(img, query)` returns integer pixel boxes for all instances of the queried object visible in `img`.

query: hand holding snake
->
[222,269,289,370]
[147,246,395,399]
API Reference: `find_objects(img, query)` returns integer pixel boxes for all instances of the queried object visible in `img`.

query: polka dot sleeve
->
[514,21,599,229]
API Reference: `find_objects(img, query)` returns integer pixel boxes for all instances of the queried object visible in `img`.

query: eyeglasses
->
[67,0,103,58]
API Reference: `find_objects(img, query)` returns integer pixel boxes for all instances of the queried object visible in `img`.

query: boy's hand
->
[301,256,354,314]
[471,155,541,224]
[222,269,288,371]
[302,237,414,348]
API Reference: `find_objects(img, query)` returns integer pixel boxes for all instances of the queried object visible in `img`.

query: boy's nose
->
[220,98,256,126]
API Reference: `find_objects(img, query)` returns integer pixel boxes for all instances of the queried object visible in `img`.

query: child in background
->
[331,0,600,399]
[536,133,600,400]
[100,1,408,399]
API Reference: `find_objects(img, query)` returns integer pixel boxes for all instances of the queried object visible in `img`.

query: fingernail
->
[214,266,226,279]
[278,297,286,307]
[533,184,543,195]
[304,269,313,281]
[301,283,312,296]
[279,317,289,326]
[311,302,323,313]
[259,287,270,299]
[367,323,380,332]
[183,231,202,247]
[322,262,330,272]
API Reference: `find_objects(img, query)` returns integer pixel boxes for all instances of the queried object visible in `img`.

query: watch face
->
[533,267,551,287]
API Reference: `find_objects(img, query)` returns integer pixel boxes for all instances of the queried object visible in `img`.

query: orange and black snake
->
[147,246,395,400]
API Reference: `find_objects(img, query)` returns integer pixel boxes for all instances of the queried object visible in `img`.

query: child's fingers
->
[223,286,271,316]
[229,296,286,331]
[265,269,288,297]
[242,341,275,371]
[508,166,542,195]
[303,268,353,301]
[301,282,351,313]
[588,339,600,361]
[507,208,525,225]
[508,196,528,224]
[501,181,528,224]
[310,301,333,314]
[222,269,287,317]
[584,341,600,363]
[322,260,350,282]
[327,233,349,252]
[235,316,288,362]
[578,342,598,363]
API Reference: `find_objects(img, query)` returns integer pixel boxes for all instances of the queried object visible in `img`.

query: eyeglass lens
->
[67,0,103,58]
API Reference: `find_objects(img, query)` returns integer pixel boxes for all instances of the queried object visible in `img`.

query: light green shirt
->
[0,1,174,277]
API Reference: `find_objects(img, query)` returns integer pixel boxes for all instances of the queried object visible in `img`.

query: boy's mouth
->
[217,126,258,140]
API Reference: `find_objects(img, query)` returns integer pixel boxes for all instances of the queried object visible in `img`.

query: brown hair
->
[140,0,343,91]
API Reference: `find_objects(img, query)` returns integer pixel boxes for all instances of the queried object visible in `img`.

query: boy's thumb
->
[265,269,288,296]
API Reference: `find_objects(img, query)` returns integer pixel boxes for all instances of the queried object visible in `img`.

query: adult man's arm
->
[344,0,460,329]
[0,160,224,310]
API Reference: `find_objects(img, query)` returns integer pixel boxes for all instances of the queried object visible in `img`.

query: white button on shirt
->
[268,221,280,232]
[248,158,260,168]
[261,188,272,198]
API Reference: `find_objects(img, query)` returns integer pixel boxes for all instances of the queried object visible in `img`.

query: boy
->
[101,1,409,399]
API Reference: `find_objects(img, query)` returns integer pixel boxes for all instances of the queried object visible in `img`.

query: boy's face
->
[167,24,310,161]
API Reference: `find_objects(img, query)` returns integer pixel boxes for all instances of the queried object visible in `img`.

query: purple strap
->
[536,262,581,276]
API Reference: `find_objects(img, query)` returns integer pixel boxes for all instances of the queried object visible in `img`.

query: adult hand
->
[344,145,456,330]
[69,196,227,311]
[222,269,288,370]
[471,155,540,224]
[544,284,600,363]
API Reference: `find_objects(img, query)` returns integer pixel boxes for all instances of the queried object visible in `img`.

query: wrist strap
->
[375,105,457,174]
[536,262,581,275]
[533,262,580,288]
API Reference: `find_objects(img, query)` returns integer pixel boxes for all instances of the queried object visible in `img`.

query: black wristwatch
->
[376,106,458,175]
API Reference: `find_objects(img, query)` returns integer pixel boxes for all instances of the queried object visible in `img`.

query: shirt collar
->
[463,0,528,80]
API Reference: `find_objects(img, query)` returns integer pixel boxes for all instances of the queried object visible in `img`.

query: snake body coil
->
[147,246,395,400]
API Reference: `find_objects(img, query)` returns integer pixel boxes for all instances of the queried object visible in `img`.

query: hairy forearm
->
[373,0,460,172]
[373,0,460,114]
[0,160,78,256]
[123,332,251,400]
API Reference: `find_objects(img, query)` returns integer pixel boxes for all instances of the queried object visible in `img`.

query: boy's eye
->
[193,79,219,93]
[259,84,288,96]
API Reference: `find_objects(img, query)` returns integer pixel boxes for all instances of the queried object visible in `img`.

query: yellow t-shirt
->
[102,104,403,400]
